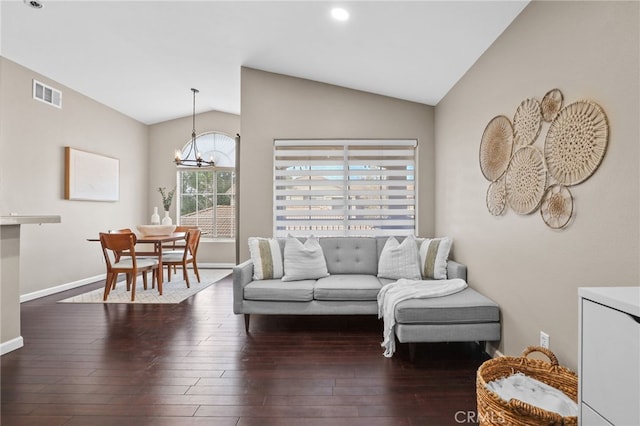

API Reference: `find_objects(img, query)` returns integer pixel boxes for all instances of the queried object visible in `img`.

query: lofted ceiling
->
[1,0,529,125]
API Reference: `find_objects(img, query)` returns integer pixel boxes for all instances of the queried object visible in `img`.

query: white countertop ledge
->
[0,215,61,225]
[579,286,640,318]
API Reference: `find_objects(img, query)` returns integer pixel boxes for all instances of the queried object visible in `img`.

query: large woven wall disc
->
[505,146,547,215]
[513,98,542,146]
[544,100,609,185]
[480,115,514,182]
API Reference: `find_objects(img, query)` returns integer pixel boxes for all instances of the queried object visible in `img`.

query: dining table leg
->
[156,241,163,295]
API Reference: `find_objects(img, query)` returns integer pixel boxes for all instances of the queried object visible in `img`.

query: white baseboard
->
[1,336,24,355]
[486,342,504,358]
[19,265,233,303]
[20,274,106,303]
[199,263,235,269]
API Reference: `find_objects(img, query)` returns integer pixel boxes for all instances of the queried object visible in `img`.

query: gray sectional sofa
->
[233,236,500,352]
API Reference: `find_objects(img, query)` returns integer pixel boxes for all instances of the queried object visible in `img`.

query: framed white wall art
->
[64,147,119,201]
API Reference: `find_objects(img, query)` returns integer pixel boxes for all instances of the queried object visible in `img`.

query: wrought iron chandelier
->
[174,88,214,168]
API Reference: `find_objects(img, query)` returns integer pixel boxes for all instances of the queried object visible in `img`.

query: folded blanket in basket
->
[377,278,468,357]
[486,372,578,417]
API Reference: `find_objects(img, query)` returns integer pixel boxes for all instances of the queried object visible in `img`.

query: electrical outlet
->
[540,331,550,349]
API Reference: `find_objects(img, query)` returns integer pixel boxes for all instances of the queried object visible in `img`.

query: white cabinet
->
[579,287,640,426]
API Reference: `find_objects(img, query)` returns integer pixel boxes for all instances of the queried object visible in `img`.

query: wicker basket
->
[476,346,578,426]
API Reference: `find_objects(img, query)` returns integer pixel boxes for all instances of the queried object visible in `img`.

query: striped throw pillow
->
[248,237,284,280]
[419,237,452,280]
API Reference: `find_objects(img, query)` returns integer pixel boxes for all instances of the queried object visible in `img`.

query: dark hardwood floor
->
[1,272,488,426]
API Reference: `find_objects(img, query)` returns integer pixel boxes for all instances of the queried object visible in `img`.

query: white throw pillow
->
[419,237,452,280]
[377,235,421,280]
[282,235,330,282]
[248,237,283,280]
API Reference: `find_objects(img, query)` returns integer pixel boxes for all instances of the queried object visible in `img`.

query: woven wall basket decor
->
[480,115,514,182]
[486,178,507,216]
[481,89,608,229]
[513,98,542,146]
[544,100,609,186]
[541,88,564,122]
[505,146,547,215]
[540,184,574,229]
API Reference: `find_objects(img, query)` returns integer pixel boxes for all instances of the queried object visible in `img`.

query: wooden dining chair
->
[162,229,201,288]
[111,228,133,262]
[107,228,141,290]
[99,232,159,301]
[162,225,197,251]
[162,225,198,273]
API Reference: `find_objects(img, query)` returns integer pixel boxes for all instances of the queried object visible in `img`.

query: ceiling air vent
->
[33,79,62,108]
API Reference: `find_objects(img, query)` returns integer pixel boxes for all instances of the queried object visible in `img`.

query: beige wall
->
[148,110,240,265]
[435,1,639,370]
[0,57,149,296]
[239,67,435,261]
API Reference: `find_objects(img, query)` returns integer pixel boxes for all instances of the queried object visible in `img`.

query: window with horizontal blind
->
[274,139,417,237]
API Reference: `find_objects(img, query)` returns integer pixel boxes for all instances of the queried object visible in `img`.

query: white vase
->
[151,206,160,225]
[162,210,173,225]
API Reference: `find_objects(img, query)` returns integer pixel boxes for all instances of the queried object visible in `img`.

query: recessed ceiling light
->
[23,0,43,9]
[331,7,349,21]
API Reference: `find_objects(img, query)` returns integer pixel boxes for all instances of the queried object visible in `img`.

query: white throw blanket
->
[486,372,578,417]
[377,278,468,357]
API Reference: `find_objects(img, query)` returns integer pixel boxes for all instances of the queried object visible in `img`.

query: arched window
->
[176,132,236,239]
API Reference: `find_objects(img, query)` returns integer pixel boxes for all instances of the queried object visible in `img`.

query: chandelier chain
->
[174,87,214,168]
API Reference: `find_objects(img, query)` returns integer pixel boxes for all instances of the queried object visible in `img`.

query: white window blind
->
[274,139,417,237]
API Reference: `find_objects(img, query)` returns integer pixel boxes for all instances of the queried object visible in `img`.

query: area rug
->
[58,269,231,304]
